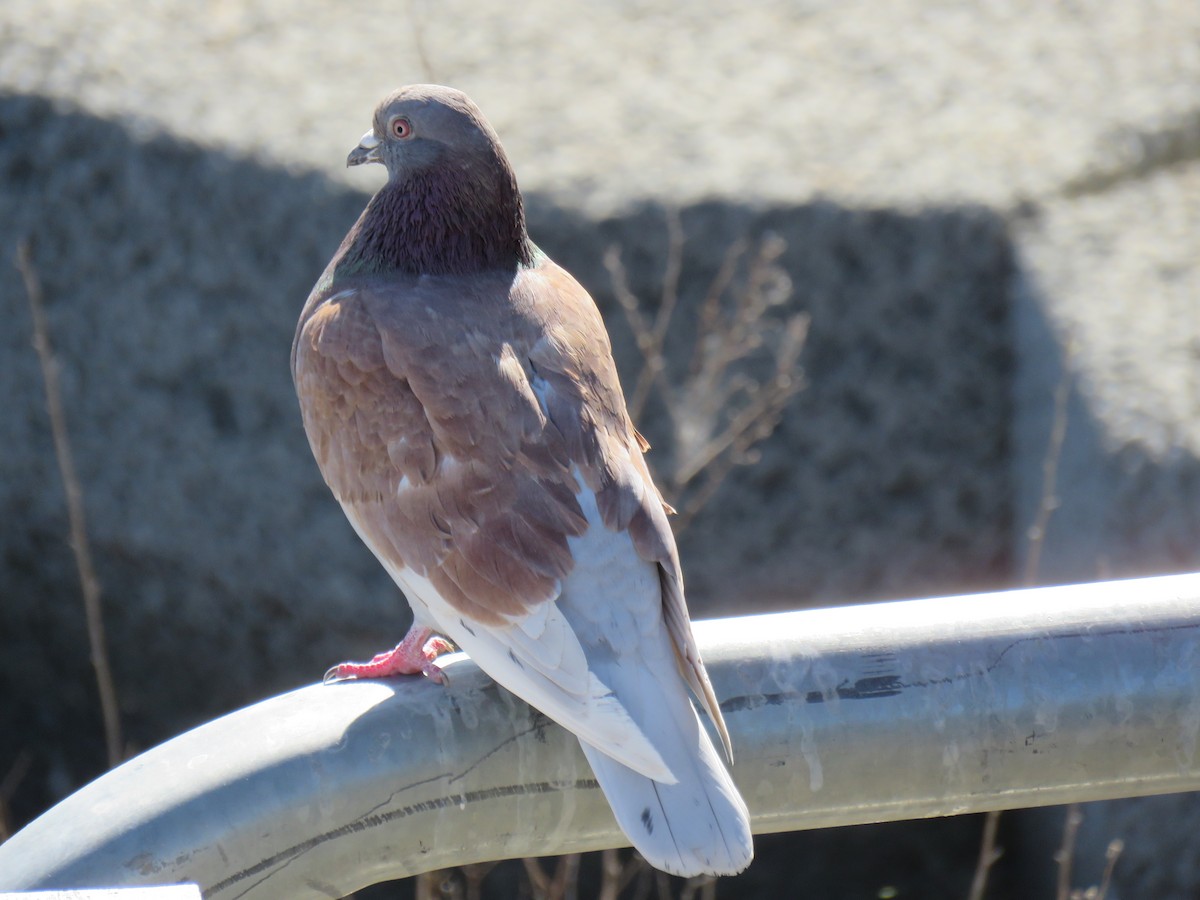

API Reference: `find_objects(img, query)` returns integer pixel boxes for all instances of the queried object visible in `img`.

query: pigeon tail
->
[558,485,753,875]
[579,668,753,876]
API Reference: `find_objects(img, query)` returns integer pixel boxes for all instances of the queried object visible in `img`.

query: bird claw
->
[322,664,355,685]
[323,632,454,685]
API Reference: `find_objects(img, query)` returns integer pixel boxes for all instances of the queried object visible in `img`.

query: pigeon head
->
[348,85,501,179]
[334,85,533,277]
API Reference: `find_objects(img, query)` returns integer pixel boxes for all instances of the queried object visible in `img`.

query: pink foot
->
[324,625,455,685]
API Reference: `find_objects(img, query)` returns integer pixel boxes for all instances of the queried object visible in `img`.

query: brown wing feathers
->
[295,278,591,627]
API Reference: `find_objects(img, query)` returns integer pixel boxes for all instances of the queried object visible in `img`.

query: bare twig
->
[598,850,623,900]
[966,810,1003,900]
[17,239,123,769]
[628,862,655,900]
[598,849,654,900]
[0,750,34,841]
[523,858,552,896]
[626,209,685,420]
[1055,804,1085,900]
[406,0,437,83]
[1024,364,1072,583]
[415,869,470,900]
[1095,839,1123,900]
[689,240,748,382]
[679,874,716,900]
[558,853,581,900]
[604,245,681,417]
[967,348,1076,900]
[522,854,581,900]
[672,315,807,487]
[461,862,498,900]
[415,871,438,900]
[671,314,806,533]
[606,215,806,536]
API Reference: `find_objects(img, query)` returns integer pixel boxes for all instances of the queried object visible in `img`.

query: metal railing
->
[2,572,1199,898]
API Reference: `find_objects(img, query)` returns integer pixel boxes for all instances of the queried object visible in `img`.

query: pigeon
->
[292,84,753,877]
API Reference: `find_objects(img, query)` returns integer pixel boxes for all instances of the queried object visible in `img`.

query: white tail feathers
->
[580,691,753,876]
[555,486,754,875]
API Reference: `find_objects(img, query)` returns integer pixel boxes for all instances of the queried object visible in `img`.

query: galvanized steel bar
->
[2,572,1199,898]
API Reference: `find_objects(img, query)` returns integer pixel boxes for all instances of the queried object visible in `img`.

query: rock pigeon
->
[292,85,753,877]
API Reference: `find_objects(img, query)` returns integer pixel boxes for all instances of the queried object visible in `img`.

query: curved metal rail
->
[2,572,1199,898]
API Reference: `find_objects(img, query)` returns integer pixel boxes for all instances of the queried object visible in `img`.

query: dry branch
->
[967,809,1003,900]
[16,239,123,769]
[0,750,34,841]
[605,212,808,534]
[1055,804,1085,900]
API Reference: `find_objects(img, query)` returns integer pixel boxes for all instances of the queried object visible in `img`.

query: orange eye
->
[390,117,412,139]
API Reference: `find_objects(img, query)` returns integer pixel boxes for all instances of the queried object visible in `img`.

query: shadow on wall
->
[6,93,1197,892]
[1012,260,1200,588]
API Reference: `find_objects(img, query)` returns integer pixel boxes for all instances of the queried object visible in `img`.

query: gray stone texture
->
[2,1,1199,896]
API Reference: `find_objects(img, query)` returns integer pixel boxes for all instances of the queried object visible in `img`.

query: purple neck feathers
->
[334,158,533,278]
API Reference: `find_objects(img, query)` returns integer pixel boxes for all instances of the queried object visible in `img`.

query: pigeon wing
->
[293,270,673,780]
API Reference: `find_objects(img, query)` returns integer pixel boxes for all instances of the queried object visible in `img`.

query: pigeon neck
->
[334,168,534,278]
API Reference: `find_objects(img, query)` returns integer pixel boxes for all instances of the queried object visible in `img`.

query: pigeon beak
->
[347,131,382,167]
